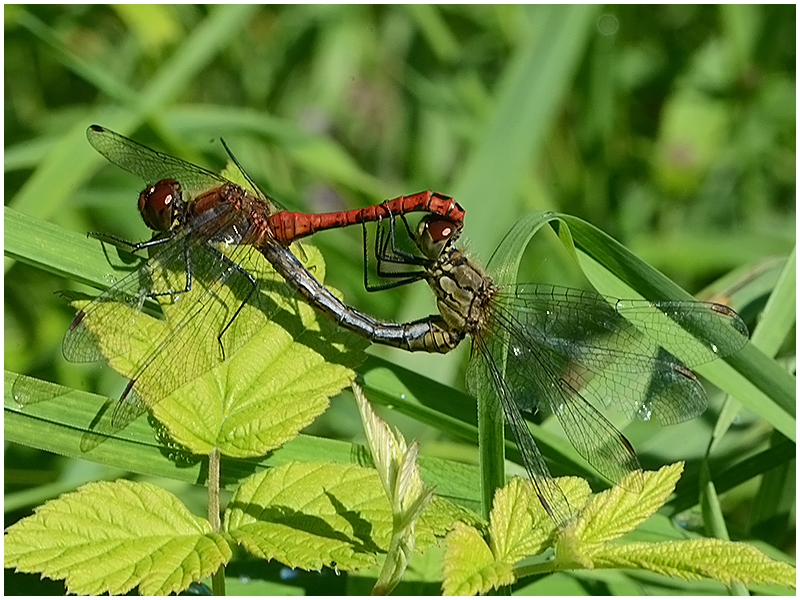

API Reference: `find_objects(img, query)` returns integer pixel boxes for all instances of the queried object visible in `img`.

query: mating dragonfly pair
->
[62,126,749,526]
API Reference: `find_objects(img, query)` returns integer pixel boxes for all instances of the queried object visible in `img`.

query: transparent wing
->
[62,207,282,430]
[472,283,748,487]
[467,333,575,526]
[87,125,229,198]
[490,284,748,424]
[87,125,287,213]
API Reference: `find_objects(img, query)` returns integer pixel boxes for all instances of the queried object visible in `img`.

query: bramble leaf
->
[442,464,796,594]
[4,480,230,596]
[441,521,515,596]
[442,476,589,596]
[225,461,471,573]
[353,383,435,594]
[560,465,796,587]
[564,462,685,553]
[73,243,367,457]
[591,538,797,588]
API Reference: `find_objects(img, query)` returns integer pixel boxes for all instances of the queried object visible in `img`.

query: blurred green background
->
[4,5,795,595]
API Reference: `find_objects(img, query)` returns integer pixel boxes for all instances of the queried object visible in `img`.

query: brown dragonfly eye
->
[426,218,457,243]
[417,216,459,259]
[138,178,182,232]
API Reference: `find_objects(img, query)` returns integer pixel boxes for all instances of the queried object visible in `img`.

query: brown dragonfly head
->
[416,214,462,261]
[138,178,185,232]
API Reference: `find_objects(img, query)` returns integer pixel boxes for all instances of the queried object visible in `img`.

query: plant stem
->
[478,383,506,520]
[208,448,221,531]
[208,448,226,595]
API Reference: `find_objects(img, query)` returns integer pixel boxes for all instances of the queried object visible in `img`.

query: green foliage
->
[5,461,469,596]
[442,464,796,595]
[5,5,795,595]
[68,243,366,457]
[353,383,436,594]
[225,461,461,574]
[4,480,232,596]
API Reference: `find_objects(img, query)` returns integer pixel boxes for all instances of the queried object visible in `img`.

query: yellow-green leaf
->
[225,461,469,573]
[442,521,514,596]
[4,480,230,596]
[74,242,367,457]
[571,462,684,546]
[442,476,590,595]
[592,538,796,588]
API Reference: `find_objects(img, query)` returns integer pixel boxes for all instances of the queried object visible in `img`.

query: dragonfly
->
[274,210,750,526]
[59,125,465,431]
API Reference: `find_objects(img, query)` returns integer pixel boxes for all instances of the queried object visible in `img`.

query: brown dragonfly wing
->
[490,284,748,425]
[466,332,576,527]
[87,126,228,198]
[63,205,282,431]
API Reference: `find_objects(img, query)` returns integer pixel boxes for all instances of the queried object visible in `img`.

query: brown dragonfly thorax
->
[428,246,495,337]
[413,215,495,337]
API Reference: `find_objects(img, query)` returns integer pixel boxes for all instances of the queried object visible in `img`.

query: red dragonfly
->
[63,125,465,430]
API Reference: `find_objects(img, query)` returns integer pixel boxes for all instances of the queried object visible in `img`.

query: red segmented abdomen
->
[268,190,465,245]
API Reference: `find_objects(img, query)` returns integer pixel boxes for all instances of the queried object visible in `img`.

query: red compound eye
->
[416,216,460,260]
[425,218,456,243]
[138,178,182,232]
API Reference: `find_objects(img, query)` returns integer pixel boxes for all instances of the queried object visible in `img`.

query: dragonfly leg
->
[361,219,427,292]
[144,238,193,299]
[203,245,258,361]
[88,231,173,253]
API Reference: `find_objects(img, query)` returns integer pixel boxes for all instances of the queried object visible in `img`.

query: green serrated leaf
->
[352,382,436,594]
[493,476,591,560]
[441,476,591,595]
[571,462,685,547]
[4,480,231,596]
[442,521,515,596]
[490,478,553,564]
[72,242,366,457]
[225,461,469,573]
[353,382,430,519]
[550,464,796,589]
[591,538,796,588]
[443,463,795,593]
[554,464,685,570]
[354,381,411,508]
